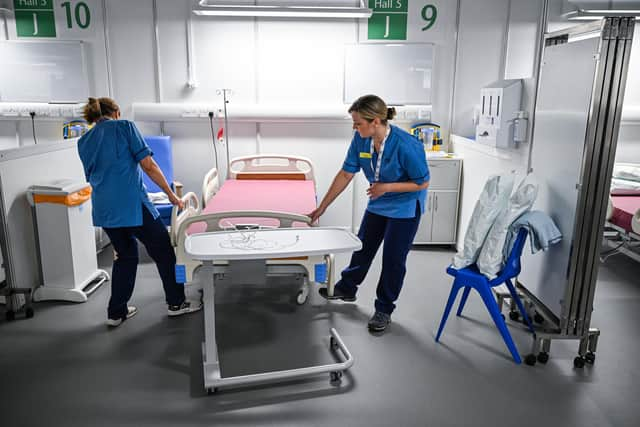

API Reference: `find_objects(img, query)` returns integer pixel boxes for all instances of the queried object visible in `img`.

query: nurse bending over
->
[309,94,430,333]
[77,97,202,327]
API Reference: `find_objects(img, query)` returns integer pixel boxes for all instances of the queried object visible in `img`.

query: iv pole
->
[217,89,232,180]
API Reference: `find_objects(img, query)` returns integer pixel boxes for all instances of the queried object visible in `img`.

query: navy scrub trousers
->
[337,202,421,315]
[103,205,185,320]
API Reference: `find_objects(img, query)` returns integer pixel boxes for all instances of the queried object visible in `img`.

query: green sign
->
[368,0,408,41]
[368,14,407,40]
[369,0,408,13]
[14,0,56,37]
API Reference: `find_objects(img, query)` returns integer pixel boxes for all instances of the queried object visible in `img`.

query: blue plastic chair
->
[142,136,175,226]
[435,228,535,364]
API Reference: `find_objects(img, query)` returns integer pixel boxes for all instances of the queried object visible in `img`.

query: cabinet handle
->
[435,194,438,211]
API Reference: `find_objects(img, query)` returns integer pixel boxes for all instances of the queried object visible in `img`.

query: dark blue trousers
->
[337,203,421,315]
[103,206,185,320]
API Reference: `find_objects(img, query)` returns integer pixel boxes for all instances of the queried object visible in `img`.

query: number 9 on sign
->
[421,4,437,31]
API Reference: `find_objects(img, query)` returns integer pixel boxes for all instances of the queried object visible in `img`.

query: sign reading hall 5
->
[368,1,438,41]
[14,0,91,38]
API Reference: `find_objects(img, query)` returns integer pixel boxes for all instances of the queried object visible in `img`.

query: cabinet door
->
[414,193,434,243]
[430,192,458,243]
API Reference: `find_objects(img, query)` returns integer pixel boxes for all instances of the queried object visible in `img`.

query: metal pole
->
[500,0,512,79]
[527,0,549,172]
[186,0,197,89]
[445,0,462,151]
[102,0,114,97]
[1,12,9,40]
[152,0,165,135]
[222,89,231,179]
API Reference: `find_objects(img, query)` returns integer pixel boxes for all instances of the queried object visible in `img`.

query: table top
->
[184,227,362,261]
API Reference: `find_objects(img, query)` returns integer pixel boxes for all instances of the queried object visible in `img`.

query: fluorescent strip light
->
[194,1,372,18]
[565,9,640,20]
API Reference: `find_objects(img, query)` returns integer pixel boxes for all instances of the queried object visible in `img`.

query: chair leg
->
[435,282,462,342]
[505,279,535,333]
[456,286,471,316]
[477,285,522,364]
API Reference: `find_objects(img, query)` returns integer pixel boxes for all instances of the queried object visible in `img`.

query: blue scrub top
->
[342,125,430,219]
[77,119,159,228]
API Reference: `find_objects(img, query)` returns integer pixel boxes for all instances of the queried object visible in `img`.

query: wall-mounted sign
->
[14,0,95,39]
[14,0,57,37]
[364,1,441,43]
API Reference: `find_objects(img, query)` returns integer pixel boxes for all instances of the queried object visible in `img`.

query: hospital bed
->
[603,194,640,262]
[602,163,640,262]
[170,154,336,304]
[169,154,361,392]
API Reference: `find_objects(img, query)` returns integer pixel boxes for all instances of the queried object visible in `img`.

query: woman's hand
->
[308,206,326,224]
[367,182,389,200]
[168,192,185,210]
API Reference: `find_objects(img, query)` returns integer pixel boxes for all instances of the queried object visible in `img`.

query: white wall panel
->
[156,0,192,102]
[257,19,355,103]
[190,17,256,103]
[452,0,510,138]
[106,0,156,115]
[0,122,18,150]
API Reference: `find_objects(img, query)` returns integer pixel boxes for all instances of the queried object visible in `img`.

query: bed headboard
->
[228,154,315,182]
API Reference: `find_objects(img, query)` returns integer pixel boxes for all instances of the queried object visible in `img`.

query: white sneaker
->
[167,300,203,317]
[106,306,138,327]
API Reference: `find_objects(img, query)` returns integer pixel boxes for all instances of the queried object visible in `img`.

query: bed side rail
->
[202,167,220,208]
[170,192,200,247]
[175,210,311,260]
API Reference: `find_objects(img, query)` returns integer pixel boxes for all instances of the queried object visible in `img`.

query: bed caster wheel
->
[509,311,520,321]
[25,307,34,318]
[296,291,308,305]
[330,371,342,384]
[537,352,549,364]
[524,354,537,366]
[5,310,15,322]
[533,312,545,324]
[573,356,586,369]
[585,352,596,364]
[207,387,218,395]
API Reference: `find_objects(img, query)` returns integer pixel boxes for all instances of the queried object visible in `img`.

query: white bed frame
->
[170,154,335,303]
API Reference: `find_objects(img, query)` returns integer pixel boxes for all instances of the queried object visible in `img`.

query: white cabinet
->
[415,158,462,245]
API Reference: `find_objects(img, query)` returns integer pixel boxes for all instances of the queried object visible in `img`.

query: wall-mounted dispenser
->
[475,79,523,148]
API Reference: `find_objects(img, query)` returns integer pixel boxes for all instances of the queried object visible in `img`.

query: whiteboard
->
[344,44,433,105]
[0,40,89,103]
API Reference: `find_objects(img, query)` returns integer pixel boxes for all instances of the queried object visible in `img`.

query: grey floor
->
[1,244,639,427]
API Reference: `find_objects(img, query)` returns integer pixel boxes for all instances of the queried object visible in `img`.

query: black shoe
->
[318,287,356,302]
[368,311,391,332]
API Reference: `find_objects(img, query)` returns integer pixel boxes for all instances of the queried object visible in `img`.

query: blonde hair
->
[348,94,396,125]
[83,97,120,124]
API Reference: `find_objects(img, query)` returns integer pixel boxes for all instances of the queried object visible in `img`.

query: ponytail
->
[82,97,120,124]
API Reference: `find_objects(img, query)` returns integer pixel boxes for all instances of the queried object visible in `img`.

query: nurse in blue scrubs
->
[309,95,430,332]
[78,97,202,327]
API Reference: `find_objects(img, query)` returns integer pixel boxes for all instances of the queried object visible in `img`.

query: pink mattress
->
[187,180,316,234]
[610,195,640,232]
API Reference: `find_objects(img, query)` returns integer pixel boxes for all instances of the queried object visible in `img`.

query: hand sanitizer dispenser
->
[475,79,523,148]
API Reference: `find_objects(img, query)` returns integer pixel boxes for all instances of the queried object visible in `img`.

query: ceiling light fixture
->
[193,0,373,19]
